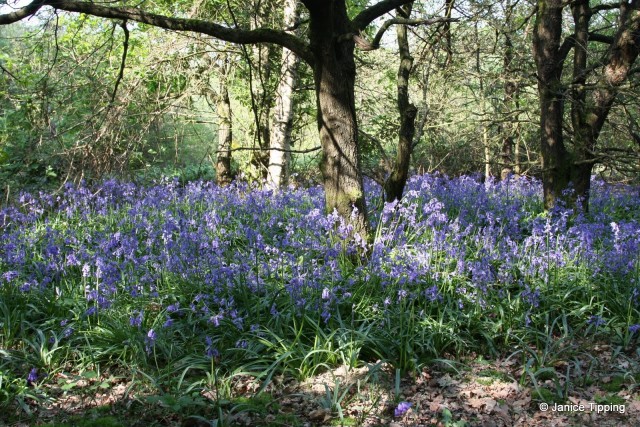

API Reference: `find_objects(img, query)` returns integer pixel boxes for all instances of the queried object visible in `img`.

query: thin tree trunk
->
[384,3,417,203]
[267,0,299,189]
[216,60,233,186]
[500,1,518,180]
[514,133,521,175]
[483,123,491,181]
[249,4,273,178]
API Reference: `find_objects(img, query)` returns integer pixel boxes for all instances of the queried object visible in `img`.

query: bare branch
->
[589,32,614,44]
[0,62,20,81]
[592,2,620,13]
[352,0,415,31]
[219,146,322,154]
[110,20,129,104]
[359,17,459,51]
[284,18,309,32]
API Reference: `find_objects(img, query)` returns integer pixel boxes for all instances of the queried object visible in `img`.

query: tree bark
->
[249,3,274,178]
[267,0,299,188]
[569,0,594,210]
[308,2,369,239]
[533,0,571,210]
[533,0,640,211]
[570,0,640,210]
[384,3,417,203]
[500,0,518,180]
[216,60,233,186]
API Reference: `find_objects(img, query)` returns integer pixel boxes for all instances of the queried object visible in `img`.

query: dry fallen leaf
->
[308,408,330,422]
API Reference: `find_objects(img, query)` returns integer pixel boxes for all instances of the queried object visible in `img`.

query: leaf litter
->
[6,342,639,426]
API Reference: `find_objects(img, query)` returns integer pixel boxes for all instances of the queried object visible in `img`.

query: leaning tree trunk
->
[267,0,299,189]
[533,0,571,210]
[384,3,417,203]
[309,4,369,240]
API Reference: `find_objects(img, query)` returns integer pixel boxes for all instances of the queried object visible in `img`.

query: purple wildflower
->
[27,368,39,384]
[394,401,412,417]
[205,336,219,359]
[587,315,606,327]
[145,328,157,354]
[130,310,143,327]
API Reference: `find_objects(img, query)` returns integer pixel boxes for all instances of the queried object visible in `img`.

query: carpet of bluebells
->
[1,174,639,413]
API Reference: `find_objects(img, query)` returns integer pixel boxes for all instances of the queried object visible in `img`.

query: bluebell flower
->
[27,368,39,384]
[205,336,219,359]
[130,310,143,327]
[82,264,91,278]
[145,329,157,354]
[394,401,412,417]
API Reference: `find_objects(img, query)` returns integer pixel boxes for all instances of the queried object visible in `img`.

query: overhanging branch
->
[352,0,415,31]
[1,0,314,65]
[0,0,44,25]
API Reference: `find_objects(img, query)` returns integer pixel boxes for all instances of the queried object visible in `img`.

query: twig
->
[110,20,130,104]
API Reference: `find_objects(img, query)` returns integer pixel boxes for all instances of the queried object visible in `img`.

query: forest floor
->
[5,340,640,427]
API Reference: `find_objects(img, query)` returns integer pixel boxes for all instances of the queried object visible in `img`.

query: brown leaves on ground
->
[7,343,640,427]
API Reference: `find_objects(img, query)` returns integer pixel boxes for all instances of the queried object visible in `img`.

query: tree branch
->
[358,16,459,51]
[0,62,20,81]
[219,145,322,154]
[559,31,613,63]
[0,0,44,25]
[589,32,614,44]
[110,20,129,104]
[591,2,620,13]
[352,0,415,31]
[558,34,576,63]
[12,0,315,65]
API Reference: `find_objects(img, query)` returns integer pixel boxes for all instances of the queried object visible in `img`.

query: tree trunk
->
[249,4,274,178]
[500,2,518,180]
[384,3,417,203]
[569,0,640,211]
[216,66,233,186]
[483,123,491,181]
[533,0,571,210]
[569,0,594,210]
[309,3,369,239]
[267,0,299,189]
